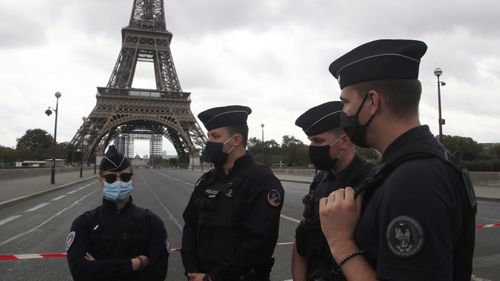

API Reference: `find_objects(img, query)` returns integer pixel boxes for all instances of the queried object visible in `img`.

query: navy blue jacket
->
[66,197,169,281]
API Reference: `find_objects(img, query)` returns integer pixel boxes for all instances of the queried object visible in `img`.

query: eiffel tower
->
[68,0,206,167]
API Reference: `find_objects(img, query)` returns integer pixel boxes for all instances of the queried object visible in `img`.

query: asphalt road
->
[0,168,499,281]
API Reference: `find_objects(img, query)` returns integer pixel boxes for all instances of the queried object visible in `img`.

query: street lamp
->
[434,68,446,142]
[261,123,265,143]
[80,117,88,178]
[45,91,62,184]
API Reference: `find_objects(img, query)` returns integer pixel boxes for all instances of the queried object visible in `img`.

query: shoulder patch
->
[267,189,282,207]
[65,231,76,251]
[386,216,424,258]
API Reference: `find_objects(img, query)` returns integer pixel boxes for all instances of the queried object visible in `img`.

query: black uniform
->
[355,125,476,281]
[181,153,284,281]
[66,197,169,281]
[295,154,375,281]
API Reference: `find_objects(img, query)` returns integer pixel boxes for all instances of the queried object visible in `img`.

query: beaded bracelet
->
[337,249,365,267]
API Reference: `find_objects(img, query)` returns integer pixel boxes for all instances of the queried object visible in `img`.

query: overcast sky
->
[1,0,499,157]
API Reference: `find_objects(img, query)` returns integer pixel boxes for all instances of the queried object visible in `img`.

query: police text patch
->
[386,216,424,257]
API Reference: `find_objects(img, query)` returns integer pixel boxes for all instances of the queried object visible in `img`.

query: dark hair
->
[226,124,249,146]
[350,79,422,118]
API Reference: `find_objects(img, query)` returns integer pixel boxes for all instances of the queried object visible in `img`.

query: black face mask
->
[308,145,338,171]
[203,136,235,167]
[340,94,376,148]
[308,136,343,171]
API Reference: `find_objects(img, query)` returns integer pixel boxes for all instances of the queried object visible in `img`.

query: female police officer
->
[66,145,169,281]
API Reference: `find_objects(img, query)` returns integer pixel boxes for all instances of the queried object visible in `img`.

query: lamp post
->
[434,68,446,142]
[261,123,265,143]
[45,91,62,184]
[80,117,87,178]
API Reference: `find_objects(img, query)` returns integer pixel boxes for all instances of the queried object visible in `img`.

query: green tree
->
[16,129,54,160]
[281,135,309,167]
[16,129,53,151]
[441,135,482,161]
[0,145,19,166]
[491,144,500,159]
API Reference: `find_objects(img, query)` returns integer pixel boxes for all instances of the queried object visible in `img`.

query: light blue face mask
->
[103,181,133,202]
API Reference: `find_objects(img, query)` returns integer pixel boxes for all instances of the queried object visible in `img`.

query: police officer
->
[66,145,169,281]
[292,101,375,281]
[181,105,284,281]
[319,39,476,281]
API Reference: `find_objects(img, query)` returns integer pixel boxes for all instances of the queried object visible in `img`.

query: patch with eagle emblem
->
[386,216,424,258]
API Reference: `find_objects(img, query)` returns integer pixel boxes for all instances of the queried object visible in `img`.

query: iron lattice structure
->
[68,0,206,166]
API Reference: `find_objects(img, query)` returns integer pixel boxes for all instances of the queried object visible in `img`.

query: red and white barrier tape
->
[475,223,500,229]
[0,253,66,260]
[1,224,498,261]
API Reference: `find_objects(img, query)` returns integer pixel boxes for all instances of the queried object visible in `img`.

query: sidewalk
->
[0,169,97,208]
[275,173,500,201]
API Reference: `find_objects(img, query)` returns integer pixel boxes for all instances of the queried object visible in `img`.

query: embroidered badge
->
[386,216,424,258]
[65,231,76,251]
[267,189,282,207]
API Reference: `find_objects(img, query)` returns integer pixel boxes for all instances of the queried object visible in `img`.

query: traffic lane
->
[473,200,500,280]
[132,168,194,280]
[0,183,101,281]
[0,182,99,250]
[270,181,308,281]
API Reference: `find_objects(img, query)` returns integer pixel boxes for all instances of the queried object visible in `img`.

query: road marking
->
[280,214,300,224]
[67,190,79,195]
[153,170,193,186]
[25,203,49,212]
[0,190,97,247]
[141,173,184,232]
[0,215,22,226]
[51,195,66,201]
[472,275,493,281]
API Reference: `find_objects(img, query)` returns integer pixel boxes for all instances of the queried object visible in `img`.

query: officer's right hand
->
[319,187,362,259]
[131,255,149,271]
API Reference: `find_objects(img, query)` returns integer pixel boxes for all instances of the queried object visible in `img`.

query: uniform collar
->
[215,152,253,176]
[334,153,366,181]
[382,125,433,163]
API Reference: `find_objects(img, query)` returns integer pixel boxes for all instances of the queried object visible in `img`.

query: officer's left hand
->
[84,252,96,261]
[319,187,362,259]
[187,272,210,281]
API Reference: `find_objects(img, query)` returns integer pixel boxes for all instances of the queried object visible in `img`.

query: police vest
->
[192,168,252,264]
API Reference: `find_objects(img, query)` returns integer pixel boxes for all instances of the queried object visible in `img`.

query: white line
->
[280,214,300,224]
[51,195,66,201]
[0,215,22,226]
[25,203,49,212]
[77,186,87,190]
[0,189,97,247]
[67,190,79,195]
[141,173,184,232]
[153,170,193,186]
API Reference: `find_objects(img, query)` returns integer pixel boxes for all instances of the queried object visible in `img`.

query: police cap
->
[329,39,428,89]
[198,105,252,131]
[100,145,131,172]
[295,101,344,136]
